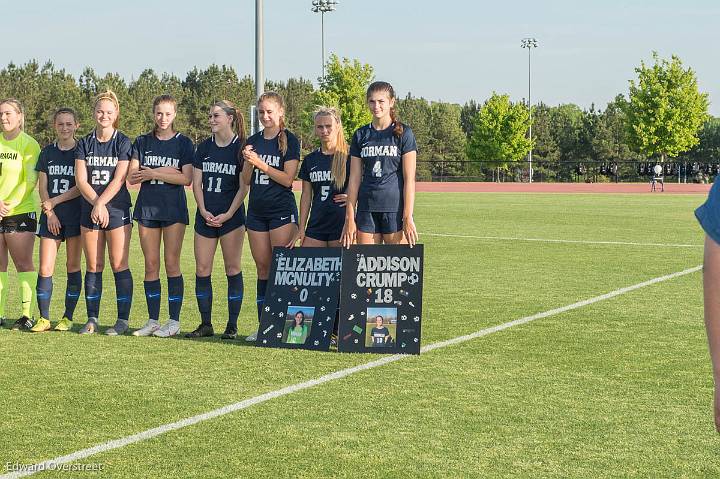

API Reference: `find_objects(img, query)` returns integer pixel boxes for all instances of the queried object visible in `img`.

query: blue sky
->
[7,1,719,114]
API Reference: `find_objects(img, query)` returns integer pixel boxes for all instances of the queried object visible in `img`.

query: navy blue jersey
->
[75,130,132,210]
[349,123,417,213]
[131,132,194,222]
[298,149,348,232]
[245,129,300,217]
[35,142,81,225]
[193,135,243,216]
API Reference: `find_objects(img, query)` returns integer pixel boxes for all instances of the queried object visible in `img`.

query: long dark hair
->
[366,81,403,137]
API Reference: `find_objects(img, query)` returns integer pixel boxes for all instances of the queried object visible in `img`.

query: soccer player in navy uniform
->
[370,315,390,347]
[31,108,83,332]
[342,81,419,248]
[242,92,300,342]
[128,95,193,338]
[75,90,134,335]
[185,101,248,340]
[288,107,349,248]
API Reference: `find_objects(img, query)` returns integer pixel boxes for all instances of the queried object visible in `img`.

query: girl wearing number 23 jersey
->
[75,90,134,336]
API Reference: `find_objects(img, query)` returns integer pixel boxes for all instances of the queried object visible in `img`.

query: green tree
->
[397,94,432,180]
[312,54,373,140]
[428,102,466,179]
[623,52,709,162]
[466,93,532,178]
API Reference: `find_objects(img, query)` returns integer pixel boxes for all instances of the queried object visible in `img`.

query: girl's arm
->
[192,167,211,222]
[75,159,98,205]
[95,161,129,206]
[704,234,720,432]
[243,146,298,188]
[130,165,192,186]
[341,156,362,248]
[127,158,142,185]
[401,150,418,246]
[287,180,312,248]
[211,179,249,226]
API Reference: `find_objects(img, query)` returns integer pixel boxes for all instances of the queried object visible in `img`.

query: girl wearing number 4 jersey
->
[342,81,419,248]
[185,101,248,340]
[242,92,300,342]
[75,90,134,335]
[128,95,193,338]
[31,108,83,333]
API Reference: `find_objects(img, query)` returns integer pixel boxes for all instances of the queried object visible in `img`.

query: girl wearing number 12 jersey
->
[75,90,134,335]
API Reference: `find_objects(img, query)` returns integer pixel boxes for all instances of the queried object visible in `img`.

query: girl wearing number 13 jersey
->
[75,90,134,335]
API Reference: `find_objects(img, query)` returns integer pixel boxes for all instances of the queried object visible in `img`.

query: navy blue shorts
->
[696,177,720,244]
[38,214,81,241]
[356,211,403,234]
[80,205,132,231]
[136,218,187,229]
[246,209,298,232]
[194,208,246,238]
[0,212,38,234]
[305,226,343,242]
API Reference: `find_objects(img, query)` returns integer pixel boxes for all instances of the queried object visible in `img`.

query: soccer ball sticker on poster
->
[338,245,424,355]
[256,247,342,351]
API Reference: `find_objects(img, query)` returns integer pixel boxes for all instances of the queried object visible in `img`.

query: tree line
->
[0,54,715,182]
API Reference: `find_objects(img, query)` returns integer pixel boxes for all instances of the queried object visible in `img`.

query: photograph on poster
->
[365,307,397,348]
[283,306,315,345]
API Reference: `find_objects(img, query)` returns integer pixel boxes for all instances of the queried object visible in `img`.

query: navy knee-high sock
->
[195,275,212,326]
[227,272,244,329]
[167,275,183,322]
[63,271,82,320]
[256,279,267,322]
[36,275,53,319]
[84,272,103,320]
[143,279,161,321]
[114,269,133,321]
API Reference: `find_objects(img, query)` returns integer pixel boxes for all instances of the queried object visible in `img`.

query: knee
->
[196,263,212,277]
[15,260,35,272]
[110,260,128,273]
[144,257,161,276]
[165,263,182,277]
[224,264,241,276]
[39,264,55,277]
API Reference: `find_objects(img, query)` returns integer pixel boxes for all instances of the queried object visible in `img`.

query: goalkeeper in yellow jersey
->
[0,98,40,330]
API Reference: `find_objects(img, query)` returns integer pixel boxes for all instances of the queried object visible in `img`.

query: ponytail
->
[212,100,246,161]
[314,106,348,190]
[94,90,120,129]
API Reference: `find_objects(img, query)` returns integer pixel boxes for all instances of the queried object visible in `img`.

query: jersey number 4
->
[51,178,70,194]
[206,176,222,193]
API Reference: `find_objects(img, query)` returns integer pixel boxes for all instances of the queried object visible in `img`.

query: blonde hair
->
[258,91,287,155]
[94,90,120,129]
[212,100,247,160]
[0,98,25,130]
[314,106,348,190]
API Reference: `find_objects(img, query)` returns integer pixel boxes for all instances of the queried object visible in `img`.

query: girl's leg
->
[381,231,406,244]
[62,236,83,323]
[0,234,8,323]
[248,229,272,329]
[187,233,218,337]
[219,227,245,337]
[138,225,162,326]
[80,227,105,333]
[357,232,382,245]
[106,225,132,334]
[159,223,186,335]
[35,238,61,328]
[301,236,329,247]
[6,232,37,321]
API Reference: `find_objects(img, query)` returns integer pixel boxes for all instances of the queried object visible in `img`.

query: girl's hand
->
[129,166,155,183]
[208,212,230,227]
[333,193,348,207]
[242,145,266,170]
[91,203,109,228]
[47,212,62,236]
[403,216,418,247]
[341,219,356,249]
[0,201,9,217]
[286,229,304,249]
[41,199,55,214]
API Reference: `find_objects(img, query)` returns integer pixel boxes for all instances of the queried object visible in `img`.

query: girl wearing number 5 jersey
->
[242,92,301,342]
[75,90,134,335]
[185,101,248,341]
[128,95,193,338]
[342,81,418,248]
[31,108,83,333]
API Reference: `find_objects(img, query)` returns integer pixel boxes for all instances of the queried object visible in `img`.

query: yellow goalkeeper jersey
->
[0,131,40,216]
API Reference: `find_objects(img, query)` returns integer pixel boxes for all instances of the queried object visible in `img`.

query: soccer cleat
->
[11,316,34,331]
[31,317,51,333]
[221,326,237,340]
[79,318,98,335]
[105,319,129,336]
[54,317,73,331]
[185,323,214,338]
[132,319,160,337]
[153,320,180,338]
[245,331,258,342]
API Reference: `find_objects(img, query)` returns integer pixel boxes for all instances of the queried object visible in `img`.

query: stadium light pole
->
[254,0,264,134]
[521,37,538,183]
[311,0,339,79]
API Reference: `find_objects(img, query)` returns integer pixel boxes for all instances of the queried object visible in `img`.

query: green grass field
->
[1,191,716,478]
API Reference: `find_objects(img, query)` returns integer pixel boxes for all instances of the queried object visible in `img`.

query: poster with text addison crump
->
[338,244,424,354]
[256,247,342,351]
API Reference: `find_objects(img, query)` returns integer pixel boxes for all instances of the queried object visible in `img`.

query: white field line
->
[423,232,703,248]
[0,265,702,479]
